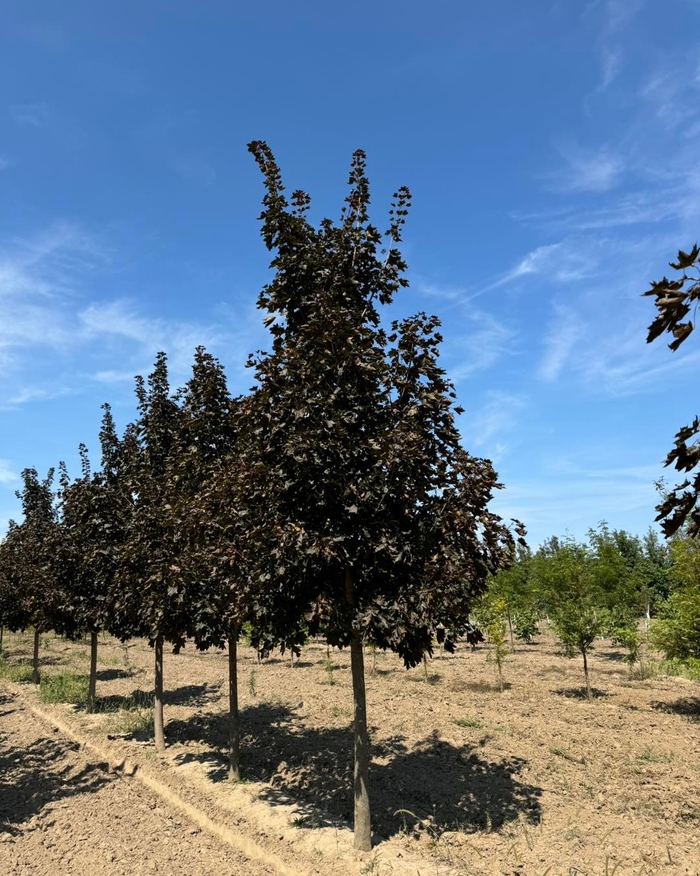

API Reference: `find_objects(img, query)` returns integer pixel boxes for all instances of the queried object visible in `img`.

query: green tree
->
[534,538,607,700]
[487,543,538,645]
[650,533,700,660]
[241,141,521,849]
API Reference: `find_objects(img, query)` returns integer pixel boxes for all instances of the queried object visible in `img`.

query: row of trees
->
[0,143,522,851]
[479,523,700,697]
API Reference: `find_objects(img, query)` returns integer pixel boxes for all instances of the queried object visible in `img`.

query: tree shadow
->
[164,682,222,707]
[553,687,610,700]
[448,679,505,694]
[598,650,626,662]
[94,682,221,712]
[95,668,133,681]
[169,702,542,840]
[0,694,110,833]
[93,688,154,711]
[651,697,700,722]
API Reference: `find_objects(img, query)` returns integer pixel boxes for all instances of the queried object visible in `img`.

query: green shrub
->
[650,585,700,661]
[39,671,89,704]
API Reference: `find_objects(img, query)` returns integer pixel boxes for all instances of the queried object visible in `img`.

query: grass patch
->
[107,708,154,736]
[39,671,89,704]
[91,689,154,736]
[453,716,482,729]
[0,657,34,683]
[637,746,673,763]
[657,658,700,682]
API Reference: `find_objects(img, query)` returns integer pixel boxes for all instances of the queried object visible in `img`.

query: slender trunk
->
[582,648,592,701]
[423,653,429,683]
[87,631,98,711]
[228,633,241,781]
[32,629,40,684]
[507,609,515,650]
[645,602,651,631]
[0,625,4,654]
[345,568,371,851]
[154,635,165,752]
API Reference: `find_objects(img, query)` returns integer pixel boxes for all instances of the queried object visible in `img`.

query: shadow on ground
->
[95,668,133,681]
[94,682,221,712]
[0,692,109,833]
[651,697,700,722]
[169,701,542,839]
[553,686,610,700]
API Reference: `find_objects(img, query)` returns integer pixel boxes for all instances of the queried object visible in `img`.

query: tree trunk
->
[345,568,371,851]
[154,635,165,751]
[0,625,4,654]
[423,653,429,682]
[87,630,98,711]
[32,629,40,684]
[507,609,515,650]
[582,648,592,701]
[228,633,241,781]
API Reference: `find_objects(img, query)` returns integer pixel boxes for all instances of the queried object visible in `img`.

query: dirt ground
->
[0,686,275,876]
[1,629,699,876]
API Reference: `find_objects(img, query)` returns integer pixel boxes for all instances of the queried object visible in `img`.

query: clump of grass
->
[39,671,89,704]
[0,657,34,683]
[108,708,154,736]
[94,690,154,735]
[628,660,658,681]
[657,658,700,681]
[453,716,482,729]
[638,746,672,764]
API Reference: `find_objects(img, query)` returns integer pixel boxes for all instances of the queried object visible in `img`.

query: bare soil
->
[1,629,699,876]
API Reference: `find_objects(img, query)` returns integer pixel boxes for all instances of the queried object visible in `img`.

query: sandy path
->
[0,688,274,876]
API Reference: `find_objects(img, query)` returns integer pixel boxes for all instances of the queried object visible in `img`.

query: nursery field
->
[1,630,699,876]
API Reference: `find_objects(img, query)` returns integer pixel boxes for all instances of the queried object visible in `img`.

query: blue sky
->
[1,0,700,548]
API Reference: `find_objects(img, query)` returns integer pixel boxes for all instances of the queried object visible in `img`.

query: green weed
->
[0,657,34,683]
[39,671,89,704]
[453,717,482,729]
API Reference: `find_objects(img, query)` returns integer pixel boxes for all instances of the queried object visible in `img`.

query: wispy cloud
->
[444,309,518,382]
[538,305,581,382]
[1,385,73,410]
[493,463,658,547]
[79,299,221,377]
[0,460,19,485]
[0,156,12,171]
[549,143,625,193]
[11,102,50,128]
[596,0,645,37]
[0,223,244,406]
[482,237,604,298]
[599,45,622,90]
[0,223,99,366]
[464,391,527,454]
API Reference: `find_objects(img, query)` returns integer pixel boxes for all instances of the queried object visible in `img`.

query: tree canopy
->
[644,244,700,536]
